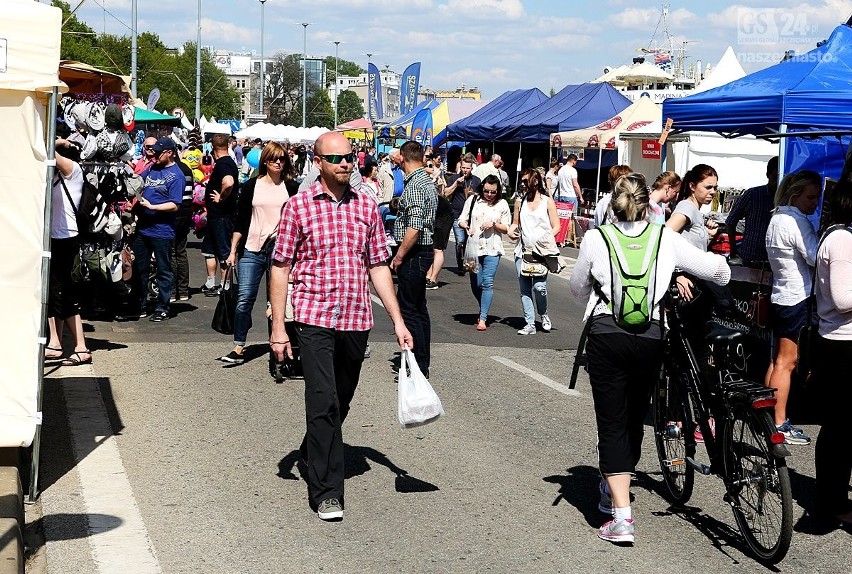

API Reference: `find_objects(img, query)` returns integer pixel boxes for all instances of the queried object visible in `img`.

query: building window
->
[240,109,245,120]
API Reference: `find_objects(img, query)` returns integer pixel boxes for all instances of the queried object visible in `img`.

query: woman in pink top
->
[218,142,298,364]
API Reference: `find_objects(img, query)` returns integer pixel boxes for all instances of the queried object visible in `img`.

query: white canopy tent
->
[234,123,330,143]
[0,0,64,449]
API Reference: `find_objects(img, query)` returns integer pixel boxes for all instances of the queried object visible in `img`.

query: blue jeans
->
[132,234,173,314]
[396,247,433,377]
[469,254,500,322]
[452,219,467,266]
[515,256,548,326]
[233,247,272,346]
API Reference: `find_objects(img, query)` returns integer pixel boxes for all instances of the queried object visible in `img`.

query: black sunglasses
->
[143,145,154,150]
[317,153,355,164]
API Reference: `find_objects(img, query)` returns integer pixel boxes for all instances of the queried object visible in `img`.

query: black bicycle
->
[652,279,793,564]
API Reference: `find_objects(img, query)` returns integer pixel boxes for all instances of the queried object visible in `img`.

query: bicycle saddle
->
[704,321,745,344]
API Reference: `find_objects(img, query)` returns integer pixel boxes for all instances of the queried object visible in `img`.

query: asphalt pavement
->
[30,242,848,574]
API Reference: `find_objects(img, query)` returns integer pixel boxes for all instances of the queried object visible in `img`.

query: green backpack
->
[598,223,663,333]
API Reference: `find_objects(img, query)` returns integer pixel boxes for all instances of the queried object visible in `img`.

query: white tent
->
[234,123,329,143]
[0,0,64,447]
[693,46,746,93]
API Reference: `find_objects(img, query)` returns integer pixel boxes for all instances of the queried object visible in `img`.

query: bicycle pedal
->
[686,457,712,475]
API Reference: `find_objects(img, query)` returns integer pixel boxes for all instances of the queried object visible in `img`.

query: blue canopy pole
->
[778,124,788,180]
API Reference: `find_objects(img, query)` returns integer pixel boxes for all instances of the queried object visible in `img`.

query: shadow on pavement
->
[25,513,122,560]
[543,464,604,527]
[276,444,439,495]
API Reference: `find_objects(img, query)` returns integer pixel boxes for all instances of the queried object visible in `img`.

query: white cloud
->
[438,0,525,20]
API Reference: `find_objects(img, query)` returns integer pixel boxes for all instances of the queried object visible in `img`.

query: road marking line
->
[62,374,162,573]
[490,356,582,397]
[371,294,385,308]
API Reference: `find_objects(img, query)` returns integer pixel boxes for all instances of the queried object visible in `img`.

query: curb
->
[0,459,24,574]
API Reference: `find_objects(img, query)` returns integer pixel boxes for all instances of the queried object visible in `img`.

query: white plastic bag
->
[397,348,444,428]
[462,233,480,273]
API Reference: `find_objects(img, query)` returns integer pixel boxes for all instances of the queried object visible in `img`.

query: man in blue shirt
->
[129,137,185,322]
[726,156,779,264]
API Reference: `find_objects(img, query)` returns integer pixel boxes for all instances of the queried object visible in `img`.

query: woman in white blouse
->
[765,170,821,445]
[813,189,852,527]
[571,173,730,545]
[459,175,511,331]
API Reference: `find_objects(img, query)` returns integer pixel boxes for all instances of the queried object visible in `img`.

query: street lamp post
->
[195,0,201,120]
[259,0,266,117]
[131,0,137,98]
[333,41,341,127]
[301,22,310,128]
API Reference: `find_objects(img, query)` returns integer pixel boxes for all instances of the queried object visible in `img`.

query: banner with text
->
[368,63,384,122]
[399,62,421,116]
[411,108,433,147]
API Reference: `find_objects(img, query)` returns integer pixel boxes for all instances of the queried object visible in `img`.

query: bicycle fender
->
[771,443,791,458]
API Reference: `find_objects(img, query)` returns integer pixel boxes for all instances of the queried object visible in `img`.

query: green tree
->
[325,56,364,87]
[305,90,335,129]
[337,90,365,124]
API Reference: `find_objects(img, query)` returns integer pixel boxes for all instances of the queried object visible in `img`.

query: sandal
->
[44,345,64,360]
[61,350,92,366]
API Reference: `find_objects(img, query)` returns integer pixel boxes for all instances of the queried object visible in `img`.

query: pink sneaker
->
[598,518,635,544]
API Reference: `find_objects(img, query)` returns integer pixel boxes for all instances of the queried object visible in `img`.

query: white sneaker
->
[541,315,552,332]
[517,324,536,335]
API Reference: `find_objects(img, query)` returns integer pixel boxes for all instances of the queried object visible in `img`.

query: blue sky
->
[64,0,850,99]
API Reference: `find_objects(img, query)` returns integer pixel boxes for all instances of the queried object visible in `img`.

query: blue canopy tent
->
[663,24,852,187]
[446,88,549,142]
[378,99,436,139]
[491,83,631,143]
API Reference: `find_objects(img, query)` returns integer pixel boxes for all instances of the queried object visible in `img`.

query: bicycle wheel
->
[723,406,793,564]
[652,370,695,505]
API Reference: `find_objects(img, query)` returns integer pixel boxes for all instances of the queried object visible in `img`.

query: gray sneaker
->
[598,519,634,544]
[517,324,536,335]
[776,420,811,445]
[317,498,344,521]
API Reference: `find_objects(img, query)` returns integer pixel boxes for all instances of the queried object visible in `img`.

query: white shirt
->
[816,226,852,340]
[766,206,818,306]
[570,222,731,322]
[513,195,555,258]
[51,163,83,239]
[459,196,511,257]
[556,164,578,200]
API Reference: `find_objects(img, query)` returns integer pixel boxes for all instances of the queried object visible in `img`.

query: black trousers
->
[814,336,852,515]
[48,236,81,319]
[586,329,663,474]
[171,215,191,297]
[395,246,433,377]
[295,322,369,507]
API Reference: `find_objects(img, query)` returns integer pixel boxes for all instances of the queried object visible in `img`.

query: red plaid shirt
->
[272,181,389,331]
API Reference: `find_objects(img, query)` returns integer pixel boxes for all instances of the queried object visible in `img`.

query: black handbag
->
[211,266,238,335]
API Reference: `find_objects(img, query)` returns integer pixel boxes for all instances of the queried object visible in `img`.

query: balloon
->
[246,148,261,169]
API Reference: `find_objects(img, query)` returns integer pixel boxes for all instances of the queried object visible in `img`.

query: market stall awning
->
[134,106,180,125]
[59,60,132,96]
[550,95,661,149]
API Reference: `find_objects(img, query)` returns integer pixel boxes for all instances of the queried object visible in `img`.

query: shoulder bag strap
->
[56,173,79,219]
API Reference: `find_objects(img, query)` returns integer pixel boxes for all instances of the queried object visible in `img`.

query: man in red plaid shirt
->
[269,131,413,522]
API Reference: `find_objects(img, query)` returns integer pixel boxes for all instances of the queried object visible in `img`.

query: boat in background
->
[594,4,705,104]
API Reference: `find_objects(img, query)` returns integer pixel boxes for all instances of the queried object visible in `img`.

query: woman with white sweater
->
[812,189,852,528]
[570,172,730,545]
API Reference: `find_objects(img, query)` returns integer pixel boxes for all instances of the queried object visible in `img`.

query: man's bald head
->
[314,131,350,155]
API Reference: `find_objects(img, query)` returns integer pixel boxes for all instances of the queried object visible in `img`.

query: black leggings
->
[48,236,81,319]
[587,329,663,474]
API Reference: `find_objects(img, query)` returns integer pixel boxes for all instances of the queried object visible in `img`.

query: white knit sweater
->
[570,221,731,321]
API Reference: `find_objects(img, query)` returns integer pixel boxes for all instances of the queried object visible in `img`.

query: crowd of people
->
[47,127,851,536]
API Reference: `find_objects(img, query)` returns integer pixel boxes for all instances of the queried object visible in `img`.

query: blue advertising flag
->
[399,62,421,116]
[368,63,384,121]
[410,108,433,147]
